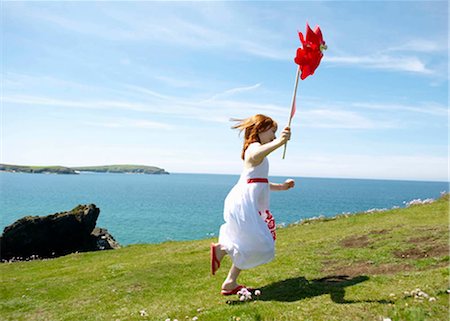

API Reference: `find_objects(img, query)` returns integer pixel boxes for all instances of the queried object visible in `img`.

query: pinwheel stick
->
[282,65,301,159]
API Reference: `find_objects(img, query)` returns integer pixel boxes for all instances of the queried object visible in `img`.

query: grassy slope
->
[1,196,448,321]
[0,164,76,174]
[0,164,167,174]
[72,165,166,173]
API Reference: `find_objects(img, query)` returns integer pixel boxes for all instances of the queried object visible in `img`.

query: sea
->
[0,172,448,245]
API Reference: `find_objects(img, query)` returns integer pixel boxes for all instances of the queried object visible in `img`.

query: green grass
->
[0,164,76,174]
[0,164,168,174]
[1,195,448,321]
[72,165,167,174]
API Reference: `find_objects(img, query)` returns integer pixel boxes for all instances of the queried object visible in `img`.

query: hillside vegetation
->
[0,195,448,321]
[0,164,76,174]
[0,164,168,175]
[72,165,168,174]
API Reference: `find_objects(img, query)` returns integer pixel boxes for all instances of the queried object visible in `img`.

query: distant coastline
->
[0,164,169,175]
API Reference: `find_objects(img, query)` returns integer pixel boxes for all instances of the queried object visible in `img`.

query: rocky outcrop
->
[0,164,77,174]
[91,227,121,250]
[0,204,120,261]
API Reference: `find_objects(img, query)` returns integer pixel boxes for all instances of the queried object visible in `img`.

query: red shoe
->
[221,285,254,296]
[210,243,220,275]
[221,285,244,296]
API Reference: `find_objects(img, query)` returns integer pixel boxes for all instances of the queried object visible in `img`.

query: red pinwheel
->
[294,23,327,80]
[282,23,326,159]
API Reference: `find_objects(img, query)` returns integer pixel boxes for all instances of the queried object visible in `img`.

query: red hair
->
[231,114,278,160]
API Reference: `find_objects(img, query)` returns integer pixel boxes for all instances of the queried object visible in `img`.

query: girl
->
[210,114,295,295]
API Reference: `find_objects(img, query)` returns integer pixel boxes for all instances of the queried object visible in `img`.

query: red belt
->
[247,178,268,184]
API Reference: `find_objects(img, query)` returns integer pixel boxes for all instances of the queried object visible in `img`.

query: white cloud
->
[233,39,289,60]
[123,85,172,100]
[7,90,440,131]
[207,83,262,101]
[83,119,174,130]
[325,54,433,74]
[3,95,149,112]
[298,109,398,129]
[4,64,446,132]
[384,39,444,53]
[10,3,287,60]
[271,153,448,181]
[324,36,447,76]
[352,102,448,117]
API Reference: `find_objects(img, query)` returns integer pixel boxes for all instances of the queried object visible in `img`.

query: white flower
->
[139,310,148,317]
[420,292,429,298]
[236,287,256,301]
[192,317,199,321]
[254,290,261,296]
[237,288,250,296]
[429,297,436,302]
[405,198,434,207]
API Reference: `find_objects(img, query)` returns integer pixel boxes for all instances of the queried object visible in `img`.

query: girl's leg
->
[222,264,241,290]
[216,244,227,261]
[212,244,242,290]
[212,243,227,273]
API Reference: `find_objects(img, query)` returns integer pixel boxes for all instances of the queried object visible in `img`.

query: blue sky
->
[2,1,448,181]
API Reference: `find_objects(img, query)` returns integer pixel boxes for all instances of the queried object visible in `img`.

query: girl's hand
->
[284,179,295,190]
[279,127,291,144]
[269,179,295,191]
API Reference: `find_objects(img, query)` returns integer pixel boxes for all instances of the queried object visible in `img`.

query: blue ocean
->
[1,172,448,245]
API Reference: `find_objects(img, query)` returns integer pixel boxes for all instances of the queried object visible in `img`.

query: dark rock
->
[90,227,120,250]
[0,204,120,261]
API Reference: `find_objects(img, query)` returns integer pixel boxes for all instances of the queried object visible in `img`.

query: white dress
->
[218,155,276,270]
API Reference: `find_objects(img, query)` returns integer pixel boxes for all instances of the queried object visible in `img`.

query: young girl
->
[210,114,295,295]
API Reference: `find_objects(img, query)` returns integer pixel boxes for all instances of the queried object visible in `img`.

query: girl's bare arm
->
[270,179,295,191]
[245,127,291,167]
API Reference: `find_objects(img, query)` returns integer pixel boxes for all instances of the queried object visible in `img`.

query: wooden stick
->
[282,65,301,159]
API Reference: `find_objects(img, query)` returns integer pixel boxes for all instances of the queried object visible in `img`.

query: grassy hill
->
[0,164,168,175]
[0,164,76,174]
[0,195,448,321]
[72,165,169,174]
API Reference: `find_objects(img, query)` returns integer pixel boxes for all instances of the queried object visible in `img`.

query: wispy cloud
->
[233,39,289,60]
[207,83,262,101]
[84,119,174,130]
[383,39,445,53]
[3,92,404,131]
[3,72,445,131]
[123,85,173,100]
[280,153,448,181]
[3,95,149,112]
[11,3,288,60]
[298,109,398,129]
[352,102,448,117]
[325,54,433,74]
[325,36,447,76]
